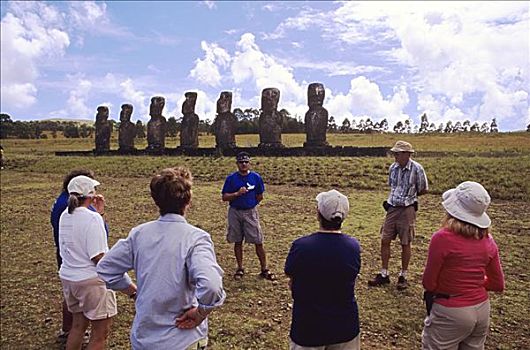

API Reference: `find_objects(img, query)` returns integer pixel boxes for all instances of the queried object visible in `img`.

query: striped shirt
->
[387,159,428,207]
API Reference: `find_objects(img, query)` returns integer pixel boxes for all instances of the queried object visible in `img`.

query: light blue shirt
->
[387,159,428,207]
[97,214,225,350]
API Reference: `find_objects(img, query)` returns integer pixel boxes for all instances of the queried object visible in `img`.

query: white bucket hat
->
[316,189,349,221]
[442,181,491,228]
[390,140,415,153]
[67,175,100,198]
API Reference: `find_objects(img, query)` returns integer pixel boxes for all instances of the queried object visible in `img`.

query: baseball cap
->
[390,140,415,153]
[316,189,349,221]
[442,181,491,228]
[236,152,251,162]
[67,175,100,198]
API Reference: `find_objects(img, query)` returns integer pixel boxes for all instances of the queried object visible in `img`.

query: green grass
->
[1,133,529,349]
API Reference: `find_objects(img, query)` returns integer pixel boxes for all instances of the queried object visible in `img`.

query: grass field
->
[1,133,529,349]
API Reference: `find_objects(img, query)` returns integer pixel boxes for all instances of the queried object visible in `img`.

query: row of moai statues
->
[94,83,329,152]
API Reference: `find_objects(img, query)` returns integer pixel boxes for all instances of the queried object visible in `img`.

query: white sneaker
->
[83,330,91,345]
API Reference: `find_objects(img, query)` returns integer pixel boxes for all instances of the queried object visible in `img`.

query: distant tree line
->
[1,112,525,139]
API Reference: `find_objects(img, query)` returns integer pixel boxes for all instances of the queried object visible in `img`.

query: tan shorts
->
[61,277,117,320]
[289,334,360,350]
[227,206,263,244]
[422,300,490,350]
[380,205,416,245]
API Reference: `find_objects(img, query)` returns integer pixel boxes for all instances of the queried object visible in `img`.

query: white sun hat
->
[67,175,100,198]
[442,181,491,228]
[316,189,350,221]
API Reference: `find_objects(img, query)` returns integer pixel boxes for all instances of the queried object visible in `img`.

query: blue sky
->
[1,1,528,131]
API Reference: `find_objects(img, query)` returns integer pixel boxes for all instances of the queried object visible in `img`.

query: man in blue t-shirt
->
[222,152,275,281]
[285,189,361,349]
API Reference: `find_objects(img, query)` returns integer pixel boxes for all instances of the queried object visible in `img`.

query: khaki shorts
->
[61,277,117,321]
[290,334,360,350]
[227,206,263,244]
[380,205,416,245]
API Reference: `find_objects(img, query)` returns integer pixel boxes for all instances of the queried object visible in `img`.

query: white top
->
[97,214,225,350]
[59,207,108,281]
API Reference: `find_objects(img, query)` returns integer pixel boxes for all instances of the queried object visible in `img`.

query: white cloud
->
[201,1,216,10]
[231,33,305,103]
[189,41,231,87]
[0,4,70,111]
[119,78,149,119]
[268,1,529,129]
[326,77,410,126]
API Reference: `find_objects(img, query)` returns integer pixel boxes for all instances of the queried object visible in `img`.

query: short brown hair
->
[62,169,94,192]
[150,167,193,215]
[442,213,489,240]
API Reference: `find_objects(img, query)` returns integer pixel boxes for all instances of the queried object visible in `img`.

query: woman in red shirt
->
[422,181,504,350]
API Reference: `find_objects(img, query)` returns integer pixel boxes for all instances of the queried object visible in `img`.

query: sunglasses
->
[238,160,249,164]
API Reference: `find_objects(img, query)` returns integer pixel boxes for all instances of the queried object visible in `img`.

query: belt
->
[231,206,255,211]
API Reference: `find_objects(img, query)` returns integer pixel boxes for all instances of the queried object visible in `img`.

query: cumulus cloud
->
[268,1,529,129]
[231,33,305,103]
[0,3,70,111]
[189,41,231,87]
[119,79,149,119]
[326,77,410,125]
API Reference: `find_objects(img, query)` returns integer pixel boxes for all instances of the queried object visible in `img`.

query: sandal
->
[259,269,276,281]
[234,268,245,280]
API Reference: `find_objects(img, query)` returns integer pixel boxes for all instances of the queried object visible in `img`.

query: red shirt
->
[422,228,504,307]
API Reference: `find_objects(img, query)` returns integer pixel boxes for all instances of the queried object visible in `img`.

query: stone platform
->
[55,146,389,157]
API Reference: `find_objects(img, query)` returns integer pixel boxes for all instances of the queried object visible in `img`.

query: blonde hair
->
[442,213,489,240]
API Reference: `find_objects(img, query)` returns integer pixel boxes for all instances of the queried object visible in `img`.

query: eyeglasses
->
[238,161,249,164]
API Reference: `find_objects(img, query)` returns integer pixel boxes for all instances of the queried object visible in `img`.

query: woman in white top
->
[59,175,136,350]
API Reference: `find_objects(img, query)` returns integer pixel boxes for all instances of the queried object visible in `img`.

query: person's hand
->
[236,187,248,196]
[175,307,205,329]
[92,194,106,214]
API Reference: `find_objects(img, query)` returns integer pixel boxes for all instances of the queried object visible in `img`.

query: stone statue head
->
[217,91,232,113]
[96,106,109,122]
[120,104,133,122]
[150,96,165,117]
[261,88,280,112]
[308,83,325,108]
[182,92,197,114]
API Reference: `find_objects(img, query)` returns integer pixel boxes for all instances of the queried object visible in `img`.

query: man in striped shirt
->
[368,141,428,290]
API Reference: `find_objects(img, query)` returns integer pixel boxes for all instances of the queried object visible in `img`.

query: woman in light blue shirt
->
[97,167,225,350]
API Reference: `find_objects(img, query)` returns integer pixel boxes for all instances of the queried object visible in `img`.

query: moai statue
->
[146,96,167,151]
[94,106,111,152]
[180,92,199,148]
[304,83,329,147]
[259,87,283,148]
[213,91,237,149]
[118,104,136,152]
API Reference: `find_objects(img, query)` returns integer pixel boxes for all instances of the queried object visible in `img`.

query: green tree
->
[341,118,351,133]
[166,117,179,137]
[136,120,146,138]
[63,123,80,138]
[0,114,14,138]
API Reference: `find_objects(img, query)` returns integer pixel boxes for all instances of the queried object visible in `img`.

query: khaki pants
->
[290,334,360,350]
[186,337,208,350]
[422,300,490,350]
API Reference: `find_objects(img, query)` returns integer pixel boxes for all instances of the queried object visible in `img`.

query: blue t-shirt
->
[284,232,361,347]
[51,191,108,267]
[221,171,265,210]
